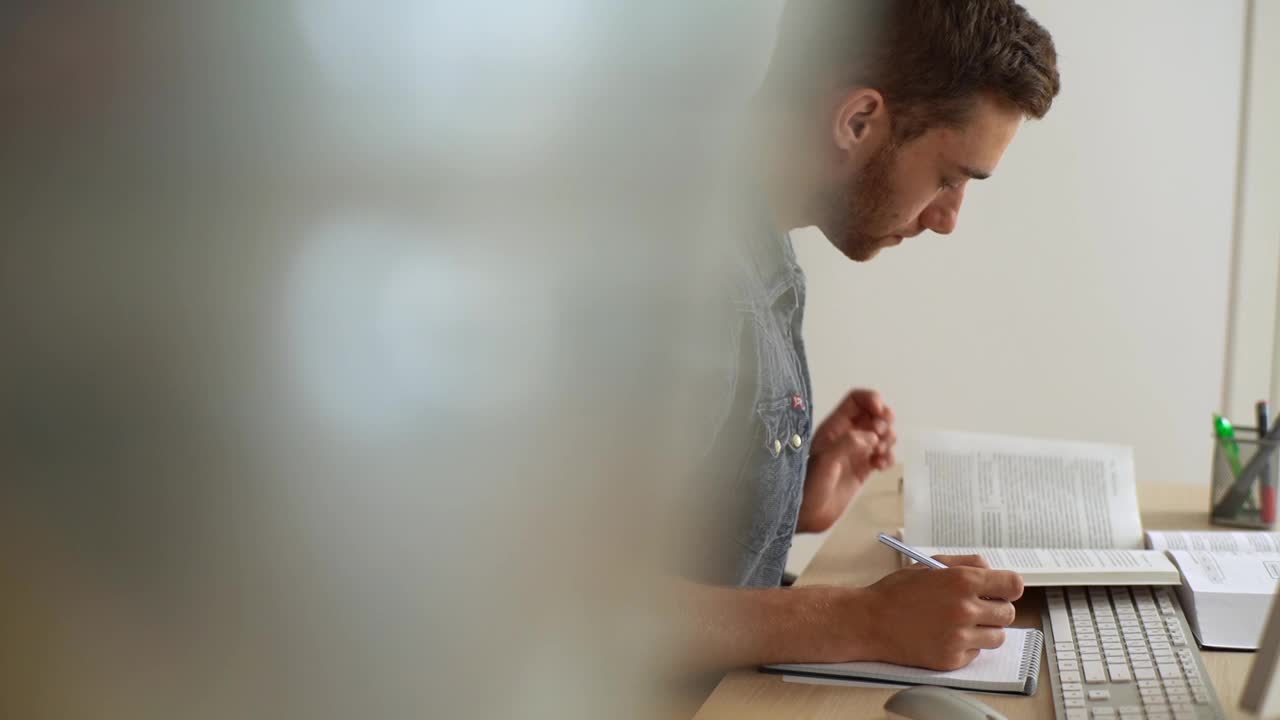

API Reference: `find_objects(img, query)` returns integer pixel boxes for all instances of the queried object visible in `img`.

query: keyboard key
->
[1107,664,1131,682]
[1059,660,1079,671]
[1134,667,1157,680]
[1062,682,1083,691]
[1158,663,1182,679]
[1088,689,1111,700]
[1050,600,1074,643]
[1061,671,1082,683]
[1063,690,1084,699]
[1065,698,1086,708]
[1066,710,1088,720]
[1083,661,1107,683]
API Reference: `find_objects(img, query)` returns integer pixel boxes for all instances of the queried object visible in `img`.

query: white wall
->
[1227,0,1280,423]
[796,0,1246,491]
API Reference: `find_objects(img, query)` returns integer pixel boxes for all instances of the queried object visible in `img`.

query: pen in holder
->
[1210,423,1280,529]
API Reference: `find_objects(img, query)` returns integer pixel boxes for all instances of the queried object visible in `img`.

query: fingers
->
[836,389,895,469]
[868,416,895,439]
[819,430,879,479]
[954,648,981,668]
[871,422,896,443]
[861,420,895,467]
[835,389,893,424]
[933,553,990,569]
[975,569,1025,602]
[972,598,1017,627]
[968,626,1008,650]
[872,444,896,470]
[849,388,888,418]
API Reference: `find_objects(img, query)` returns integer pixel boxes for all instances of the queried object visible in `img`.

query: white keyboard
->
[1042,586,1225,720]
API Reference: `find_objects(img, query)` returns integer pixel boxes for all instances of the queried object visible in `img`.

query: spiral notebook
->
[762,627,1044,696]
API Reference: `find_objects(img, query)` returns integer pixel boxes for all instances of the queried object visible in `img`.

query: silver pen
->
[877,532,948,569]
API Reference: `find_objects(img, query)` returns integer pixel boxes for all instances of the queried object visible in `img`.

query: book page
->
[1147,530,1280,553]
[913,547,1179,586]
[903,430,1142,549]
[1169,550,1280,595]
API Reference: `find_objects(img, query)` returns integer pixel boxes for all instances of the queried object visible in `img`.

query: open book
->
[1146,531,1280,649]
[901,431,1180,586]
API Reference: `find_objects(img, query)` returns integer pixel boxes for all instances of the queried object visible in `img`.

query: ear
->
[832,88,887,153]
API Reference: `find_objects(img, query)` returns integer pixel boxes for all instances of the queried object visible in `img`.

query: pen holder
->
[1210,429,1280,529]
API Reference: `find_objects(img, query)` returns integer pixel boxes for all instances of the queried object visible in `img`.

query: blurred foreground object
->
[0,2,782,718]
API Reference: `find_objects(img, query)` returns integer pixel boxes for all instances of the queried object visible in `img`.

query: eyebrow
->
[959,165,992,181]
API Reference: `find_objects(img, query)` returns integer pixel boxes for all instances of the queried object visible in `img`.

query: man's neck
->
[747,100,825,237]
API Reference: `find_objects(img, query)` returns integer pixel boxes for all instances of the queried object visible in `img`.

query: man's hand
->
[669,555,1023,673]
[842,554,1024,670]
[798,389,896,533]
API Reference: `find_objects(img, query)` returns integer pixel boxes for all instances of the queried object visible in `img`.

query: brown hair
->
[765,0,1061,141]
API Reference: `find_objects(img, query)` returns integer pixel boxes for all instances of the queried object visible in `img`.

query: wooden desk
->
[692,471,1257,719]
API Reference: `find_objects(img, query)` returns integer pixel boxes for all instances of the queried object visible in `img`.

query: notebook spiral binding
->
[1021,629,1044,696]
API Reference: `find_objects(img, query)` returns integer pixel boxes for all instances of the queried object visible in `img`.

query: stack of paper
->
[1168,550,1280,649]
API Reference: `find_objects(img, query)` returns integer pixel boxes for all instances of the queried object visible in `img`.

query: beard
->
[823,142,899,262]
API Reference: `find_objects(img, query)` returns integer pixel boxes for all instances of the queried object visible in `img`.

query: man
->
[681,0,1061,671]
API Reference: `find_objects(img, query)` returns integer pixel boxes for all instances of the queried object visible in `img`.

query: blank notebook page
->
[769,627,1036,686]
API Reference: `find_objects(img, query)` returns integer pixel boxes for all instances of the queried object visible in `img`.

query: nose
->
[920,188,964,236]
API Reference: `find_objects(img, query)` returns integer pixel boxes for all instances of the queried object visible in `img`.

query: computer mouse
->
[883,685,1007,720]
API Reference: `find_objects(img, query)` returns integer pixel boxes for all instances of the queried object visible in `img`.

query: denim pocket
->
[756,396,791,459]
[734,395,805,555]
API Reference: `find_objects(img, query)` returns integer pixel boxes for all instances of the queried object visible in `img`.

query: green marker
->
[1215,414,1244,477]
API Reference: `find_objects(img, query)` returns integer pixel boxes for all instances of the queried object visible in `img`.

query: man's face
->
[823,94,1025,262]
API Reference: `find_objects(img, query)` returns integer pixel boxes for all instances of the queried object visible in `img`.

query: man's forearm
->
[668,580,873,672]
